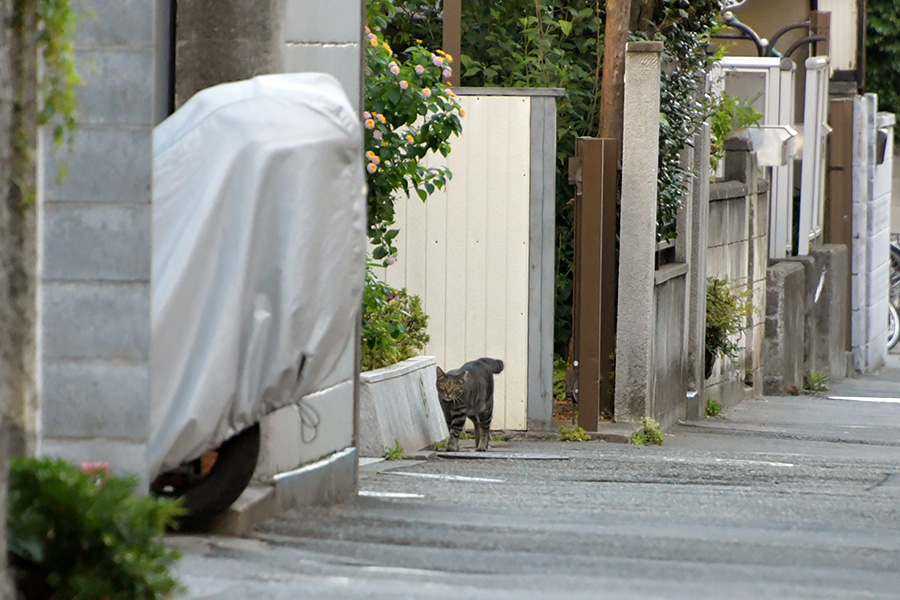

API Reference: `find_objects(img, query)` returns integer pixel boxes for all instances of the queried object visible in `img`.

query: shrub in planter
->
[705,276,752,378]
[8,456,184,600]
[361,268,429,371]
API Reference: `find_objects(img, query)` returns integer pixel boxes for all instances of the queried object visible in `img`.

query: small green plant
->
[803,370,831,394]
[361,267,429,371]
[433,437,448,451]
[384,440,405,460]
[705,276,753,378]
[709,91,764,173]
[491,432,511,443]
[631,417,664,446]
[8,456,184,599]
[558,424,591,442]
[705,398,722,418]
[552,357,568,403]
[459,431,474,440]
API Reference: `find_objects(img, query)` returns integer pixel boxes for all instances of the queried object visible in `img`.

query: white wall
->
[379,95,532,431]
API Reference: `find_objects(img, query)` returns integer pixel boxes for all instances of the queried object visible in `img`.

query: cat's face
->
[436,367,467,405]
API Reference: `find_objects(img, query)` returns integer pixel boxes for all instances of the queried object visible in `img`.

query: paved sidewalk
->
[169,359,900,599]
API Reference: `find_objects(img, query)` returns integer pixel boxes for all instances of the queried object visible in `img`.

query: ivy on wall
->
[11,0,80,201]
[634,0,723,240]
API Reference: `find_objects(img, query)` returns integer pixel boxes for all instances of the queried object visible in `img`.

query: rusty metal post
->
[572,137,618,431]
[826,98,854,351]
[442,0,461,86]
[810,11,830,58]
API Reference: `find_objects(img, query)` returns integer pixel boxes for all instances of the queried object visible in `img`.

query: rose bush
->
[364,0,463,263]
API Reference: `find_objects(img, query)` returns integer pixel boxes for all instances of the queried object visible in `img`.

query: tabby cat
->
[435,357,504,452]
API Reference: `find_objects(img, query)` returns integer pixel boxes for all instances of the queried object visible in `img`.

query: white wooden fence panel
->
[381,95,531,430]
[817,0,858,73]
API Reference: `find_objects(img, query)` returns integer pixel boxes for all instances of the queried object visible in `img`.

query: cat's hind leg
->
[474,409,492,452]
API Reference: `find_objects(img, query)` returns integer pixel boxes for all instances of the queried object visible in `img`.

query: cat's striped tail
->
[484,358,504,373]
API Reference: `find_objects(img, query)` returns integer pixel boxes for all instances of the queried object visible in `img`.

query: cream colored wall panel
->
[463,97,490,363]
[423,186,448,364]
[818,0,857,72]
[405,186,428,294]
[379,95,531,430]
[500,97,531,429]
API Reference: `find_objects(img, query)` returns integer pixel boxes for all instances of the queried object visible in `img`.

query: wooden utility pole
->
[597,0,632,145]
[443,0,462,87]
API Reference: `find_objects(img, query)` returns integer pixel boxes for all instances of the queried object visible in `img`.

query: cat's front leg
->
[446,413,466,452]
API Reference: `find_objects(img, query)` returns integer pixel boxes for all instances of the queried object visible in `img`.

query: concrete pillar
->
[808,244,849,382]
[851,94,890,372]
[39,1,164,485]
[175,0,284,108]
[763,261,806,394]
[686,123,711,418]
[614,41,662,423]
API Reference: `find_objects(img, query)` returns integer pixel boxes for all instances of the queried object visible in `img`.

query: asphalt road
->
[170,366,900,599]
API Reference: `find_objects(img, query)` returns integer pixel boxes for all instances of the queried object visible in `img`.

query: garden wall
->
[705,138,769,410]
[764,244,849,394]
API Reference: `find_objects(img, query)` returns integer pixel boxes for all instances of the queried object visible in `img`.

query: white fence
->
[711,56,796,258]
[797,56,831,254]
[378,90,559,431]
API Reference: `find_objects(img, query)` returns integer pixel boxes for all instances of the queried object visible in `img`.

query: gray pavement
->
[170,359,900,599]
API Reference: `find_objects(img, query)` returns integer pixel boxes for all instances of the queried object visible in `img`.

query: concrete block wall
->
[808,245,849,382]
[705,138,769,410]
[850,94,892,372]
[763,244,849,394]
[282,0,364,112]
[764,261,806,394]
[651,269,689,429]
[39,0,165,484]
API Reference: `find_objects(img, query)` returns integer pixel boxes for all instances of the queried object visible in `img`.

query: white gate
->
[797,56,832,254]
[711,57,796,258]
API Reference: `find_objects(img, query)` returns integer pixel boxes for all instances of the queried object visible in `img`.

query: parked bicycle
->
[888,235,900,350]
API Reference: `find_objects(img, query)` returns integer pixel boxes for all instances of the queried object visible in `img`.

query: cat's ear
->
[460,371,469,384]
[436,366,444,378]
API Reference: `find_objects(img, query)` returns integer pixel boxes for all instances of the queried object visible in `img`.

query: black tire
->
[153,423,261,527]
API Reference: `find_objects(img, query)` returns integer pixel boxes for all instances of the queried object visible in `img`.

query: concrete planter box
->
[358,356,448,457]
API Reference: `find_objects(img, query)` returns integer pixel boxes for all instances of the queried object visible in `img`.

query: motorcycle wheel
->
[150,423,260,528]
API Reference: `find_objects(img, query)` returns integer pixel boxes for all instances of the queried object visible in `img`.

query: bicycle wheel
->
[888,303,900,351]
